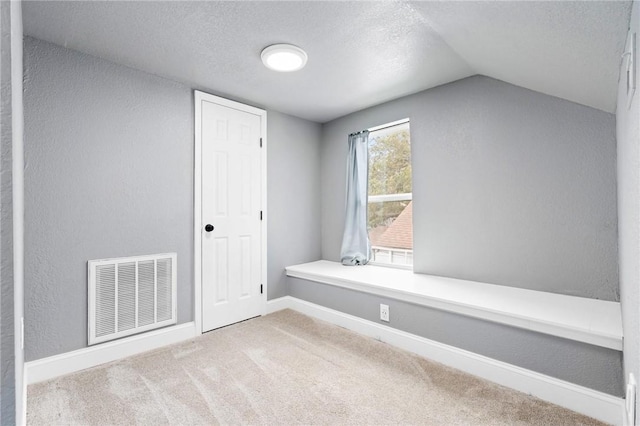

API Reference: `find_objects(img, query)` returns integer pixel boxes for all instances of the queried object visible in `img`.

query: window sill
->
[368,261,412,270]
[285,260,622,351]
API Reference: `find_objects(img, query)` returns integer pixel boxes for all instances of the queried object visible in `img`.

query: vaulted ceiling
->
[23,1,632,123]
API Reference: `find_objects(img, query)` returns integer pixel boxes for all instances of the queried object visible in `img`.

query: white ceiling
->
[23,1,632,123]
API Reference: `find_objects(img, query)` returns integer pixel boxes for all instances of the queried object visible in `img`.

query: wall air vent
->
[88,253,177,345]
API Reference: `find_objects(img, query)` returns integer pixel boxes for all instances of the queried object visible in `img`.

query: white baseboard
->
[26,322,197,385]
[266,296,624,425]
[265,295,294,313]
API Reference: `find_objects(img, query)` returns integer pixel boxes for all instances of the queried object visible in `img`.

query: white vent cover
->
[88,253,177,345]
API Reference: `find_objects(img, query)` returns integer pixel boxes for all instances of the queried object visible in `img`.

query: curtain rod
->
[349,118,409,137]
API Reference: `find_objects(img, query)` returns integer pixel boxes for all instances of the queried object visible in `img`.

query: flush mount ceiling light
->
[261,44,308,72]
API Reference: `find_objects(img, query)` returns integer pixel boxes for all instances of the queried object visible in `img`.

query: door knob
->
[205,224,214,232]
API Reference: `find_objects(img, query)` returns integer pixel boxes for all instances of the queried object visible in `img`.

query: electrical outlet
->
[626,374,636,426]
[380,304,390,322]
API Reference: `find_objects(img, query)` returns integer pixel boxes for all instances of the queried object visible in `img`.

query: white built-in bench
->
[285,260,622,351]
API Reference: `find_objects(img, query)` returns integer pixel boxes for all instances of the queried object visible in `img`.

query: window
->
[367,120,412,267]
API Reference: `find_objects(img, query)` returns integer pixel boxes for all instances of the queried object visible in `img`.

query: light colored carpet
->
[28,309,604,425]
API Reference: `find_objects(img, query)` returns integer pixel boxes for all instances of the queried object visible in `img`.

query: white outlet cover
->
[626,373,636,426]
[380,304,390,322]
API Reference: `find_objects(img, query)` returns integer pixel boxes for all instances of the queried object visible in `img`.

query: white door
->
[199,93,264,332]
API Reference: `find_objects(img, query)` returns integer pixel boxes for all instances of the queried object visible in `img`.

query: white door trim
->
[194,91,267,335]
[10,0,26,423]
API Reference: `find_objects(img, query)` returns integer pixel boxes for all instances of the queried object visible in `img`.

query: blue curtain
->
[340,131,371,265]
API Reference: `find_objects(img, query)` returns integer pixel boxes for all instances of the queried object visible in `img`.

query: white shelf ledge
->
[285,260,622,351]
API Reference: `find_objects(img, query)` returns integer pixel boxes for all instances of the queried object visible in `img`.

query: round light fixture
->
[261,44,308,72]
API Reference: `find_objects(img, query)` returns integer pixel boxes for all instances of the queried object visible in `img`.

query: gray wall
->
[23,37,323,362]
[24,37,194,361]
[616,0,640,422]
[321,75,618,301]
[267,111,322,299]
[1,1,16,423]
[289,278,623,396]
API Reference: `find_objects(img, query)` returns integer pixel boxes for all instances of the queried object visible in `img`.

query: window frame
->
[366,118,413,269]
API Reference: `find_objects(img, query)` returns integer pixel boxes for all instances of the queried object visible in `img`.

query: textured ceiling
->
[23,1,631,123]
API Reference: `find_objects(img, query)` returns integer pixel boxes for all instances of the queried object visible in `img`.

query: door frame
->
[194,90,267,335]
